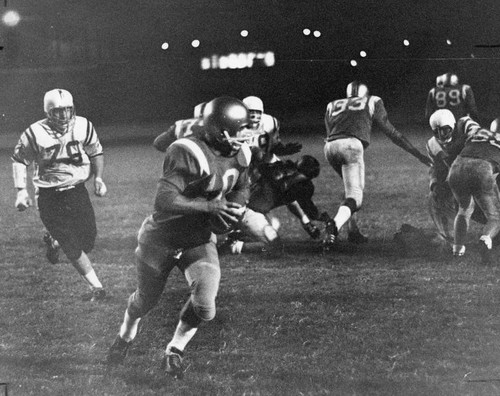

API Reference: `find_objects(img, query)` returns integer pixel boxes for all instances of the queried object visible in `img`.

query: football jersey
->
[425,84,478,121]
[241,113,280,164]
[460,126,500,166]
[153,117,201,152]
[12,116,102,189]
[325,95,399,147]
[143,136,251,249]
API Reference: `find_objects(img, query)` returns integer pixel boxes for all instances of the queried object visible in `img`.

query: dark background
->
[1,0,500,132]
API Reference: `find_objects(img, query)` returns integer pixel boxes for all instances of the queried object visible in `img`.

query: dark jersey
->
[153,118,200,152]
[425,84,478,122]
[324,95,402,148]
[248,160,318,219]
[460,127,500,167]
[146,137,251,248]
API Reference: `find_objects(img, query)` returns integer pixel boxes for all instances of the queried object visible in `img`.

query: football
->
[209,203,246,234]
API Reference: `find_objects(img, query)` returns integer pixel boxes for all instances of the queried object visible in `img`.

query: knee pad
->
[184,262,220,323]
[342,197,359,213]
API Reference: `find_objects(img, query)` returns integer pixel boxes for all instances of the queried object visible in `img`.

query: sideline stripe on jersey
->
[84,119,94,146]
[26,126,39,154]
[174,138,210,176]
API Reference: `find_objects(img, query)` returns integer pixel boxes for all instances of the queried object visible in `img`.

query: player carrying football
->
[11,89,108,301]
[107,96,252,379]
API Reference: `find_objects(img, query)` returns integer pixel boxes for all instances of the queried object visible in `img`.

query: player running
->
[12,88,108,301]
[107,97,252,379]
[323,81,431,250]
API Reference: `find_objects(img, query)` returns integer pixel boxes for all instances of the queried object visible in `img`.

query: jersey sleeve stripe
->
[173,138,210,176]
[25,127,39,154]
[84,119,95,146]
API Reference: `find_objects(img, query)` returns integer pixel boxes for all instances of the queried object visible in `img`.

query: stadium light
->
[446,39,452,45]
[360,50,367,57]
[350,60,358,67]
[313,30,321,38]
[191,39,200,48]
[240,30,248,37]
[303,28,311,36]
[2,10,20,27]
[161,42,169,50]
[403,39,410,47]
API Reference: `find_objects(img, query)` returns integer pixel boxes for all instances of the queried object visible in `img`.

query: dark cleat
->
[107,335,132,365]
[82,287,107,302]
[347,230,368,244]
[322,220,338,252]
[302,222,321,239]
[43,232,60,264]
[162,346,185,379]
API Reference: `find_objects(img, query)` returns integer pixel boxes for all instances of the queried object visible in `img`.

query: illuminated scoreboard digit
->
[200,51,275,70]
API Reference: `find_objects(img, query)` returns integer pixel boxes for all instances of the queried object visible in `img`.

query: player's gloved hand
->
[94,177,107,197]
[15,189,32,211]
[272,142,303,156]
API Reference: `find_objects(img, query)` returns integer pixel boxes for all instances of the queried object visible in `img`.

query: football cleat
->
[479,236,493,265]
[82,287,106,302]
[43,232,60,264]
[322,220,338,252]
[347,230,368,244]
[302,222,320,239]
[107,335,132,365]
[163,347,185,379]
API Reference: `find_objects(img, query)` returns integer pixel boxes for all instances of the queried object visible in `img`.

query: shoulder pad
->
[261,113,279,133]
[171,138,210,176]
[426,137,443,156]
[237,143,252,167]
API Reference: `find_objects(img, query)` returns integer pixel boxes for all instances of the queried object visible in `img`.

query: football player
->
[427,109,494,248]
[425,72,479,123]
[447,121,500,263]
[153,102,207,152]
[107,96,252,379]
[221,155,332,254]
[241,96,319,240]
[323,81,431,250]
[12,89,108,302]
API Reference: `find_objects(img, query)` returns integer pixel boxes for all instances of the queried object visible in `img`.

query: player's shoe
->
[107,335,132,365]
[347,230,368,244]
[43,232,60,264]
[162,346,185,379]
[479,236,493,265]
[218,238,244,255]
[322,220,338,252]
[302,222,320,239]
[82,287,107,302]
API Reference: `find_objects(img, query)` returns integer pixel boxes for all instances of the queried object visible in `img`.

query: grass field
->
[1,124,500,396]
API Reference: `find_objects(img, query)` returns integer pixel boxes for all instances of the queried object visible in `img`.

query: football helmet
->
[346,81,369,98]
[429,109,456,145]
[193,102,206,118]
[436,74,445,88]
[44,88,75,134]
[242,96,264,129]
[296,155,320,179]
[202,96,251,156]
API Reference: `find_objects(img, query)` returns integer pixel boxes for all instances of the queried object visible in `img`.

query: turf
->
[1,125,499,396]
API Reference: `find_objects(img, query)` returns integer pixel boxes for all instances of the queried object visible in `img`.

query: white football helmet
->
[346,81,369,98]
[243,96,264,129]
[44,89,75,134]
[429,109,456,145]
[436,74,445,88]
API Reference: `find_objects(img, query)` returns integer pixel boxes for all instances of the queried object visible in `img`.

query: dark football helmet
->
[202,96,251,156]
[429,109,456,145]
[296,155,320,179]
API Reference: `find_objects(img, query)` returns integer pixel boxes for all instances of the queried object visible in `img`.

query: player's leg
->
[164,240,221,378]
[108,242,174,364]
[238,208,283,256]
[448,159,475,257]
[470,162,500,263]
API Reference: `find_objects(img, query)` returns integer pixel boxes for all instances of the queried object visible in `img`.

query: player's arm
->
[153,125,177,152]
[90,154,107,197]
[374,99,431,166]
[12,133,34,211]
